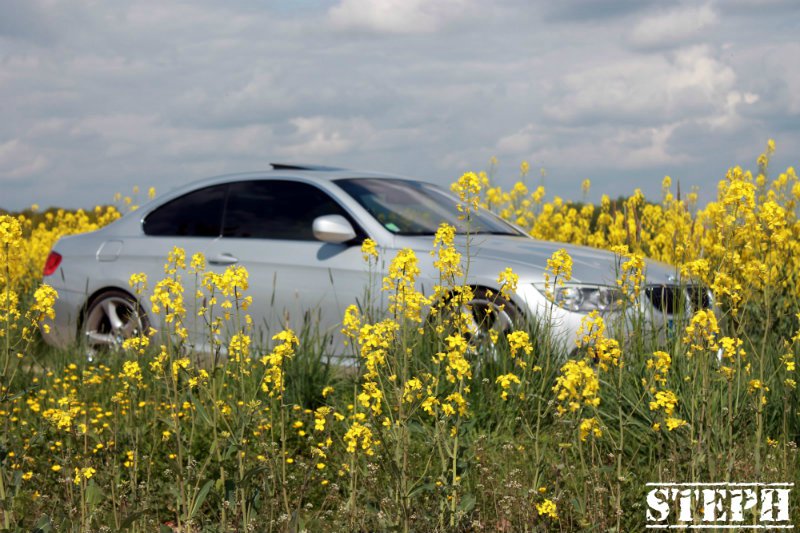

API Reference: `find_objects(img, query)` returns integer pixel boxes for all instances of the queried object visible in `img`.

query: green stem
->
[0,462,9,530]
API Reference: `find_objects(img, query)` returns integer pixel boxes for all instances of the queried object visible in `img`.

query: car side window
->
[143,184,227,237]
[223,180,354,240]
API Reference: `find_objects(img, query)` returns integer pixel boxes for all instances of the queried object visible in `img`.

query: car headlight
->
[532,283,623,313]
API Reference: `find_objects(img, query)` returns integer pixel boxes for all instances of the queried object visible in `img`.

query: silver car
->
[41,164,706,358]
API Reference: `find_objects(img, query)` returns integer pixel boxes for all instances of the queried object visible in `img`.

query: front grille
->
[645,285,712,315]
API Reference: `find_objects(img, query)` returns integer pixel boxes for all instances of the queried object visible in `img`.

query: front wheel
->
[463,288,520,357]
[433,287,522,361]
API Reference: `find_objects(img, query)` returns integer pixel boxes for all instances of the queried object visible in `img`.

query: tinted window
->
[143,185,226,237]
[223,180,351,240]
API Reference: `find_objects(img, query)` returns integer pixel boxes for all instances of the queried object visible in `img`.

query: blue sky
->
[1,0,798,210]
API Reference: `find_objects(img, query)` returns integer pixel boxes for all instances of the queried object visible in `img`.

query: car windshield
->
[335,178,524,236]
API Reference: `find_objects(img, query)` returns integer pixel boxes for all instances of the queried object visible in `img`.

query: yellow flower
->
[543,249,573,300]
[647,351,671,383]
[171,357,190,379]
[665,417,688,431]
[30,284,58,322]
[343,421,375,455]
[450,171,482,217]
[228,333,251,364]
[552,359,600,414]
[361,238,378,262]
[575,311,620,371]
[536,499,558,520]
[579,417,602,441]
[431,223,462,280]
[683,310,719,355]
[495,373,521,401]
[402,378,423,403]
[341,304,361,341]
[613,246,645,302]
[73,466,96,485]
[649,390,679,416]
[260,329,299,398]
[506,330,532,359]
[120,360,143,386]
[748,379,768,394]
[382,249,429,323]
[719,337,745,360]
[497,267,518,300]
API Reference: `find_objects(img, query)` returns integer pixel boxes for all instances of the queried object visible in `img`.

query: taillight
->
[43,251,62,277]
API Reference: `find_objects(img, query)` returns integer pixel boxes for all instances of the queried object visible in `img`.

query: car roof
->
[163,164,422,196]
[97,164,439,238]
[199,164,416,184]
[113,164,428,226]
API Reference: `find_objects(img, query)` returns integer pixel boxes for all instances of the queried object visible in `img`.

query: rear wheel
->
[82,290,149,361]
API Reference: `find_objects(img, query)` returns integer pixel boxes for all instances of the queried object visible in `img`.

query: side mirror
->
[313,215,357,244]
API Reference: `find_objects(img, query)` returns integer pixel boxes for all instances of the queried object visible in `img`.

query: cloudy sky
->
[1,0,798,211]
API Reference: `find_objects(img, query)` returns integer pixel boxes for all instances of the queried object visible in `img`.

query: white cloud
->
[703,90,760,130]
[0,139,49,181]
[496,124,538,154]
[328,0,476,34]
[629,4,717,49]
[543,46,736,125]
[515,122,691,173]
[277,116,373,158]
[0,0,797,210]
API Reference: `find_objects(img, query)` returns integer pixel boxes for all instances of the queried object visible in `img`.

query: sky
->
[1,0,798,211]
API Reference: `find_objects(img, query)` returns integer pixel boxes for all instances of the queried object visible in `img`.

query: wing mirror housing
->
[313,215,357,244]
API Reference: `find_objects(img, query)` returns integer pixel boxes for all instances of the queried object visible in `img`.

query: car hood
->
[398,234,679,286]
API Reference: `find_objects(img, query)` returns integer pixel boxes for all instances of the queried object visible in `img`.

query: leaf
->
[190,480,214,518]
[191,393,213,425]
[238,465,269,488]
[119,509,147,530]
[409,482,435,498]
[31,514,52,533]
[85,479,104,509]
[458,492,476,514]
[224,443,237,460]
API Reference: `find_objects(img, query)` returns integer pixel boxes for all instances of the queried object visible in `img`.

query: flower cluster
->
[552,359,600,415]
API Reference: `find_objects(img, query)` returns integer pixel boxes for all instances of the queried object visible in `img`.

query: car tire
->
[82,290,149,361]
[433,287,522,360]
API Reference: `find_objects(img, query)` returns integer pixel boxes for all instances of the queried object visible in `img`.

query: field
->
[1,141,799,531]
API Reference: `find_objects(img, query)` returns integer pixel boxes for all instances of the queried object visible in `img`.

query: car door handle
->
[208,253,239,266]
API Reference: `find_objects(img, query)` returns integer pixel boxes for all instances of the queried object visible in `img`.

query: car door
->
[120,183,228,342]
[205,179,373,352]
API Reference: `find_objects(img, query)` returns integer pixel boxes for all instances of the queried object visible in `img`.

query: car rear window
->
[143,184,227,237]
